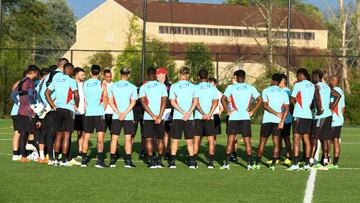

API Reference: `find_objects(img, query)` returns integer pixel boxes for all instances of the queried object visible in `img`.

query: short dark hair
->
[297,68,308,77]
[74,67,85,75]
[312,69,324,80]
[272,73,283,84]
[208,77,217,84]
[40,68,51,77]
[58,58,69,65]
[26,65,39,74]
[103,69,111,75]
[23,70,27,77]
[280,74,287,81]
[48,65,58,71]
[198,69,208,80]
[179,67,190,75]
[63,63,74,71]
[234,70,245,78]
[147,67,156,76]
[91,65,101,76]
[120,67,131,75]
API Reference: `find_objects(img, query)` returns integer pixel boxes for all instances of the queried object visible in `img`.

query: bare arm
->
[330,89,341,110]
[109,96,121,116]
[263,102,281,118]
[140,97,156,120]
[102,83,108,110]
[221,95,229,114]
[207,99,219,118]
[314,85,323,115]
[170,99,187,115]
[158,96,167,120]
[45,89,56,110]
[73,90,79,108]
[249,97,263,116]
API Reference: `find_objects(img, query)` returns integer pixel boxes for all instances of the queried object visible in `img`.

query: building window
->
[170,26,181,34]
[207,28,219,36]
[182,27,194,35]
[231,29,242,37]
[194,28,206,35]
[159,26,169,34]
[304,32,315,40]
[219,29,230,36]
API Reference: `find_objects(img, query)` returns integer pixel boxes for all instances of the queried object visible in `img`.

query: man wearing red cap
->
[156,67,173,160]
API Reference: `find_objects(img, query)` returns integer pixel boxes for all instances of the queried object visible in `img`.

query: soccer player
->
[17,65,41,163]
[139,68,168,168]
[168,67,198,169]
[193,69,219,169]
[74,67,85,158]
[81,65,108,168]
[279,74,292,165]
[103,69,114,133]
[252,73,289,171]
[287,68,315,171]
[108,68,137,168]
[209,78,223,140]
[310,70,341,167]
[45,63,79,166]
[328,76,345,169]
[156,67,173,160]
[220,70,262,170]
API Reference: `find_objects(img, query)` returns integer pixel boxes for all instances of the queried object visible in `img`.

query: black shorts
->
[170,120,194,140]
[111,120,135,135]
[194,119,216,137]
[134,107,144,137]
[142,120,165,139]
[74,115,84,131]
[17,115,35,133]
[260,123,281,138]
[292,118,312,135]
[40,111,55,144]
[83,116,105,133]
[11,115,21,131]
[312,116,333,140]
[227,120,252,137]
[54,108,74,132]
[330,126,342,139]
[105,114,113,132]
[281,123,291,137]
[165,121,172,132]
[214,114,222,135]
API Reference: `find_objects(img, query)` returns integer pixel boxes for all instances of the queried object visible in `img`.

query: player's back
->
[49,73,77,111]
[262,85,289,123]
[170,80,195,120]
[194,82,218,119]
[315,82,332,119]
[139,80,167,120]
[111,80,136,111]
[83,78,104,116]
[292,80,315,119]
[332,86,345,126]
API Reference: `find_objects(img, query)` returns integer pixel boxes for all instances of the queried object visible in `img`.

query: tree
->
[87,52,114,69]
[185,43,214,83]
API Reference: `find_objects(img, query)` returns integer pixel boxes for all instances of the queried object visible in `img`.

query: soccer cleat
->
[109,158,117,168]
[148,161,157,169]
[38,158,48,164]
[266,159,280,164]
[69,159,81,166]
[220,164,230,170]
[303,164,311,171]
[168,160,176,169]
[47,160,55,166]
[283,158,292,165]
[124,160,136,168]
[95,161,106,169]
[269,166,275,171]
[164,152,171,161]
[53,160,59,166]
[59,161,72,167]
[207,162,215,169]
[252,164,260,170]
[312,163,323,169]
[286,164,300,171]
[20,157,31,163]
[246,165,253,170]
[81,156,91,168]
[156,160,165,169]
[12,155,21,161]
[139,151,146,160]
[327,164,339,170]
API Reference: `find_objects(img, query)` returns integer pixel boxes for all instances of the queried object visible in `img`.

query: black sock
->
[225,153,231,164]
[81,151,87,159]
[125,154,131,161]
[305,157,310,165]
[232,151,237,157]
[247,155,253,166]
[208,155,214,162]
[110,153,117,160]
[333,157,339,165]
[158,155,163,161]
[255,156,261,165]
[98,152,104,162]
[13,150,19,155]
[62,153,67,162]
[271,157,277,166]
[293,156,299,165]
[194,154,198,161]
[55,152,60,161]
[170,155,176,161]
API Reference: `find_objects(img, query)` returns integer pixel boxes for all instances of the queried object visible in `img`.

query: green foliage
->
[0,0,76,115]
[87,52,114,69]
[115,15,175,85]
[185,43,214,83]
[224,0,302,8]
[300,56,328,74]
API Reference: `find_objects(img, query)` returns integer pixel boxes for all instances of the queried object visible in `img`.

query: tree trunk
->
[357,0,360,76]
[266,1,274,71]
[340,0,351,94]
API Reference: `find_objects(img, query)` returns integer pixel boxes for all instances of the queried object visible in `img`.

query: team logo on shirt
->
[118,83,128,88]
[271,88,281,93]
[200,85,210,89]
[148,83,158,89]
[236,86,247,90]
[56,78,66,82]
[86,82,98,87]
[306,84,313,88]
[179,83,189,89]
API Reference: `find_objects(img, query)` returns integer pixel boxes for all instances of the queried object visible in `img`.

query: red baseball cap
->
[156,67,168,75]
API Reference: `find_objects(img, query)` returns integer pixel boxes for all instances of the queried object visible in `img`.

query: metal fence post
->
[70,50,73,64]
[216,52,219,81]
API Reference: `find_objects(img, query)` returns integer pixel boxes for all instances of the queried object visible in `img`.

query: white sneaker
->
[95,164,105,169]
[188,165,196,169]
[31,152,39,161]
[303,164,311,171]
[47,160,54,166]
[69,159,81,166]
[247,165,252,170]
[109,164,116,168]
[12,155,21,161]
[59,161,72,167]
[52,160,59,166]
[287,164,300,171]
[220,164,230,170]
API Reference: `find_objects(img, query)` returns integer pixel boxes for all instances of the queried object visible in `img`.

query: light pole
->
[141,0,148,82]
[286,0,291,86]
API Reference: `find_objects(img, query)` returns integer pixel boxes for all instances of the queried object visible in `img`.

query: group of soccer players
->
[9,57,345,170]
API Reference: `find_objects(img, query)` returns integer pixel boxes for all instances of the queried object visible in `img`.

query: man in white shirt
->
[103,69,114,133]
[74,68,85,157]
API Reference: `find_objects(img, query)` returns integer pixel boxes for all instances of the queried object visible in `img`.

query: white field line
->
[303,141,321,203]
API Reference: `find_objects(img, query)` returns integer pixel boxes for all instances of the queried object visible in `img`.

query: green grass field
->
[0,119,359,202]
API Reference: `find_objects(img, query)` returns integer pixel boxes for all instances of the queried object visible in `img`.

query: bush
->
[345,94,360,126]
